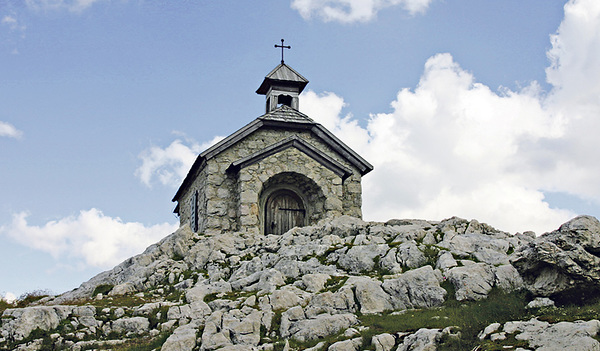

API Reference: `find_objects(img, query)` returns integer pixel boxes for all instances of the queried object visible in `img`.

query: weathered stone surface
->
[381,266,446,310]
[372,333,396,351]
[286,313,359,342]
[7,215,600,351]
[526,297,555,309]
[494,264,524,292]
[161,323,198,351]
[478,322,501,340]
[111,317,150,336]
[1,306,64,340]
[335,243,389,273]
[300,273,330,293]
[447,263,496,301]
[351,277,393,314]
[397,328,442,351]
[511,215,600,300]
[327,337,362,350]
[201,311,232,351]
[500,318,600,351]
[303,286,356,317]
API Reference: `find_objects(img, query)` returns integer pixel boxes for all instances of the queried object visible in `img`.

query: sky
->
[1,0,599,299]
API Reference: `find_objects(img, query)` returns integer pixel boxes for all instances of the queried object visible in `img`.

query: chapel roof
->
[256,63,309,95]
[172,105,373,203]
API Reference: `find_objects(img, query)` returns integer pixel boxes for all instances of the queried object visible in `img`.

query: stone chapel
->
[172,59,373,236]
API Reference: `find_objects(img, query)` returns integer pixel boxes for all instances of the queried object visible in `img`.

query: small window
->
[190,190,198,232]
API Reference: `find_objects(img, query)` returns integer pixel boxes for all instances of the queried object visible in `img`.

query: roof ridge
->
[259,105,315,123]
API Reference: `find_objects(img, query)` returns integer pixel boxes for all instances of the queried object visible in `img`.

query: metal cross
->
[274,39,291,64]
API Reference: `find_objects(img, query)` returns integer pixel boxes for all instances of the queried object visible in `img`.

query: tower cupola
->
[256,40,309,113]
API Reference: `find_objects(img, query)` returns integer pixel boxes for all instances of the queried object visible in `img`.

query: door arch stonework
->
[258,171,327,235]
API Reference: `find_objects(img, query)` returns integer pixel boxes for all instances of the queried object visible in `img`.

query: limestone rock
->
[511,215,600,300]
[526,297,555,309]
[447,263,495,301]
[161,323,198,351]
[336,244,389,273]
[371,333,396,351]
[327,337,362,350]
[111,317,150,336]
[381,266,446,310]
[502,318,600,351]
[351,277,393,314]
[397,328,442,351]
[6,215,600,351]
[286,313,359,342]
[1,306,64,341]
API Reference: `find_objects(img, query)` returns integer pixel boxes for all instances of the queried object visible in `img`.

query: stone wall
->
[178,127,363,235]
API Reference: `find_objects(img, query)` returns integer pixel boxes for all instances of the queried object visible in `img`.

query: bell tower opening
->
[277,94,293,107]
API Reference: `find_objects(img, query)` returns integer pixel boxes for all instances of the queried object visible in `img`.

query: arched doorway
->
[264,189,305,235]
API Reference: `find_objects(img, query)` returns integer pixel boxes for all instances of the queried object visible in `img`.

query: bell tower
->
[256,39,309,113]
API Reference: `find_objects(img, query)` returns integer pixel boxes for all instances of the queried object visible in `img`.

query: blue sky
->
[1,0,599,299]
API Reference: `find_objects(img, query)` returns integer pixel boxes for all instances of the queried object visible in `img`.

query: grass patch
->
[421,244,441,267]
[82,294,149,308]
[324,276,349,293]
[107,332,170,351]
[359,289,529,350]
[204,290,256,303]
[535,297,600,323]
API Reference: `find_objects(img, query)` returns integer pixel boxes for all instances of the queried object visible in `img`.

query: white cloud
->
[1,16,17,26]
[298,0,600,234]
[24,0,105,13]
[0,209,177,268]
[0,121,23,139]
[135,135,224,188]
[1,292,16,303]
[291,0,433,23]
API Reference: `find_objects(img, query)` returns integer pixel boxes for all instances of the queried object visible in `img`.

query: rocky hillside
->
[3,215,600,351]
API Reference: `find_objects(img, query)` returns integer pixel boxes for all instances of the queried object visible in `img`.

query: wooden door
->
[265,190,305,235]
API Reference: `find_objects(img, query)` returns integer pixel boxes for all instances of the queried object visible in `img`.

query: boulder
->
[286,313,359,342]
[1,306,65,341]
[371,333,396,351]
[381,266,446,310]
[111,317,150,336]
[161,323,198,351]
[447,263,495,301]
[351,277,393,314]
[397,328,442,351]
[502,318,600,351]
[511,216,600,301]
[327,337,362,350]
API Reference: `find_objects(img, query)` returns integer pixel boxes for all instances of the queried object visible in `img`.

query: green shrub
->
[92,284,114,296]
[172,252,185,261]
[0,299,14,315]
[16,290,52,308]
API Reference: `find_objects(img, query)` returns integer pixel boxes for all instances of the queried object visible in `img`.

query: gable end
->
[226,135,353,180]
